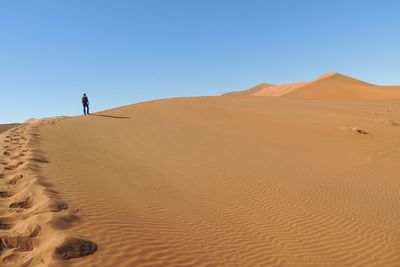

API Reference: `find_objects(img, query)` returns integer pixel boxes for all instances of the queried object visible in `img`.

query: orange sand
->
[1,74,400,266]
[0,124,20,134]
[225,73,400,100]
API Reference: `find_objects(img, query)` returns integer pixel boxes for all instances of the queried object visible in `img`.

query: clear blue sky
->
[1,0,400,123]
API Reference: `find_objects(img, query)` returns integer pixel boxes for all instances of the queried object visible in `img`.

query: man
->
[82,93,90,115]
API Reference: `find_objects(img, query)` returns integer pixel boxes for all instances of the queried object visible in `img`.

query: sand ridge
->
[252,82,309,96]
[224,73,400,100]
[222,83,275,96]
[0,120,96,266]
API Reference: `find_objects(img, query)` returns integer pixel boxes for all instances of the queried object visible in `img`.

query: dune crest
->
[222,83,275,96]
[252,82,309,96]
[316,72,343,80]
[224,72,400,100]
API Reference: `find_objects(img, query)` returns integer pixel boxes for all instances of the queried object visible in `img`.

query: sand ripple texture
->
[0,120,96,266]
[36,97,400,266]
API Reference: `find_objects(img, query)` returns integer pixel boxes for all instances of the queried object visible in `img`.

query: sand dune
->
[0,124,20,134]
[222,83,274,96]
[0,120,96,266]
[286,73,400,100]
[252,82,309,96]
[2,73,400,266]
[224,72,400,100]
[0,96,396,266]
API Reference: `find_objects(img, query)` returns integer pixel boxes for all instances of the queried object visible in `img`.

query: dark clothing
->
[83,104,90,115]
[82,96,89,105]
[82,96,90,115]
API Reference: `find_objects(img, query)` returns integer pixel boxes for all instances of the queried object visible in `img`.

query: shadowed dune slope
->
[38,96,400,266]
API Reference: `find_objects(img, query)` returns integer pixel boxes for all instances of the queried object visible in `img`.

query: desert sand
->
[1,74,400,266]
[0,124,20,134]
[224,73,400,100]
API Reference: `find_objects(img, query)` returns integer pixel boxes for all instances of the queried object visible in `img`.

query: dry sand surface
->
[0,119,96,266]
[1,76,400,266]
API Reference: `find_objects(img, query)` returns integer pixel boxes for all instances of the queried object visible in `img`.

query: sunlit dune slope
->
[252,82,309,96]
[222,83,274,96]
[37,96,400,266]
[224,72,400,100]
[285,73,400,100]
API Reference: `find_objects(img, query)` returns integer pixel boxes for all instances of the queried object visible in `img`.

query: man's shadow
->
[90,114,131,119]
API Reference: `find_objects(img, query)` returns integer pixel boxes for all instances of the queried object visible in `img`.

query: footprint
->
[31,157,49,164]
[52,202,68,212]
[55,238,97,260]
[10,154,25,161]
[341,126,369,135]
[0,223,12,230]
[1,252,27,265]
[0,218,12,230]
[0,191,11,198]
[3,161,24,171]
[1,236,35,252]
[8,174,23,185]
[29,226,41,238]
[9,199,30,209]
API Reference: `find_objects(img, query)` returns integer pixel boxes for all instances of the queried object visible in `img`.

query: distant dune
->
[0,123,19,134]
[224,72,400,100]
[222,82,275,96]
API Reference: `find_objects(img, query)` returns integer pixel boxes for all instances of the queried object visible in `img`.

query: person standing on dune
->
[82,93,90,115]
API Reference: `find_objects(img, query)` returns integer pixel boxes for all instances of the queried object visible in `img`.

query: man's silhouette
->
[82,93,90,115]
